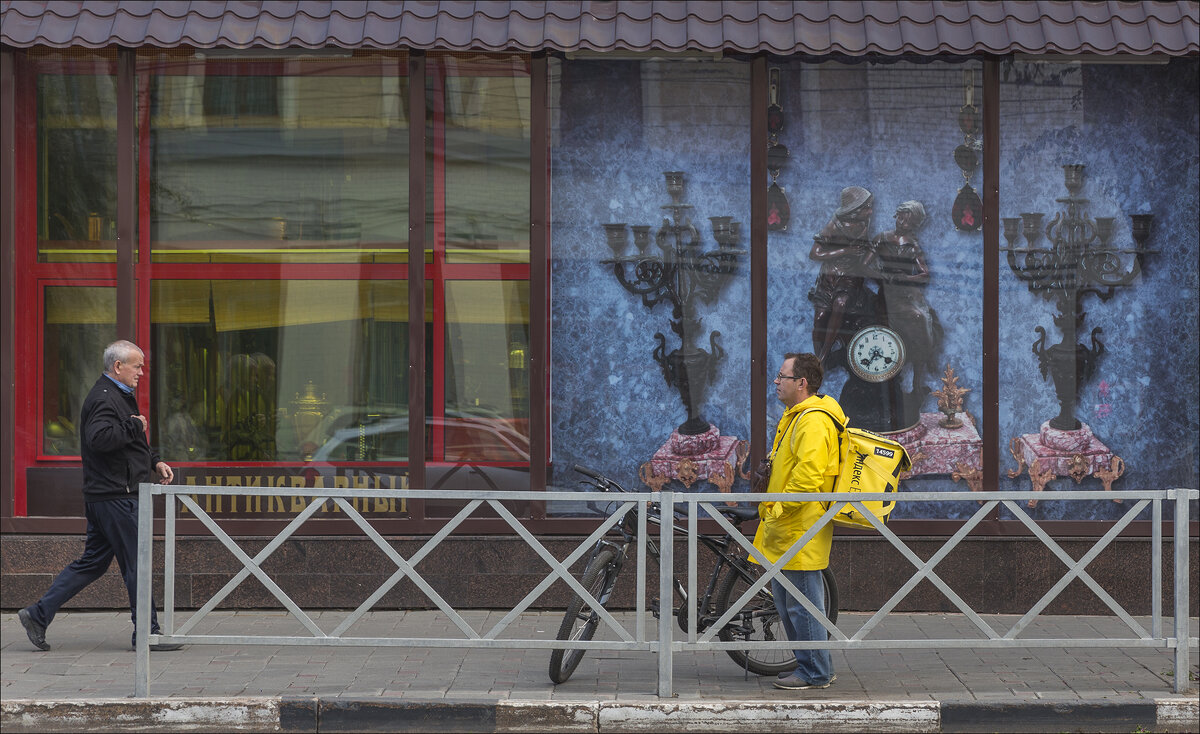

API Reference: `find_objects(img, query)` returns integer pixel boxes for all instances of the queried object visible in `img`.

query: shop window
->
[13,49,535,517]
[547,57,752,509]
[763,60,988,521]
[427,54,532,477]
[997,57,1199,519]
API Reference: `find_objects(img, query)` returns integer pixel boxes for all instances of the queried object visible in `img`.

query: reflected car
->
[307,410,533,512]
[309,410,530,464]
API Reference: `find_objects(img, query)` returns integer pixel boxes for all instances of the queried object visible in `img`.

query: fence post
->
[1173,488,1191,695]
[657,490,674,698]
[134,482,153,697]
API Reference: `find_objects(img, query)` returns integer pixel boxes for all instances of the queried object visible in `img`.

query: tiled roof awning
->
[2,1,1197,56]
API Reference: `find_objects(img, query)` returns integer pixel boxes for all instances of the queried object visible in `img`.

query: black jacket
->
[79,375,161,502]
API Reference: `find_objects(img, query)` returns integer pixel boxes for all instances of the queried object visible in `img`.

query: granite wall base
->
[1,535,1196,616]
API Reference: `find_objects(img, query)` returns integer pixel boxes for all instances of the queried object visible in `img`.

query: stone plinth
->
[1007,421,1125,508]
[639,424,741,495]
[889,412,984,491]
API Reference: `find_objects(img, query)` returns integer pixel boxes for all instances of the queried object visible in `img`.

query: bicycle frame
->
[581,488,771,632]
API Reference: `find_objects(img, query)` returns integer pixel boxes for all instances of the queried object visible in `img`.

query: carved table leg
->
[707,462,739,506]
[1093,455,1126,503]
[899,450,927,482]
[952,463,984,503]
[1026,460,1056,508]
[735,439,751,481]
[1007,436,1028,479]
[639,462,670,492]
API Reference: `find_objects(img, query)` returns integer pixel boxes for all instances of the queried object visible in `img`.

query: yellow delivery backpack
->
[801,407,911,530]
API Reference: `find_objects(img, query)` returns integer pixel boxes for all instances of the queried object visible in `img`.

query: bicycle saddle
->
[719,506,760,524]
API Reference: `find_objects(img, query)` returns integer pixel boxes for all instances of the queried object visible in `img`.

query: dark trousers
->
[26,497,159,635]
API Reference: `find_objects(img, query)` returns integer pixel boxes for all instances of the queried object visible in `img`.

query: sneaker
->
[18,608,50,651]
[774,673,836,690]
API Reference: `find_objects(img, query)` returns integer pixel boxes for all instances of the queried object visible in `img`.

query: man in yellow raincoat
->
[752,352,843,690]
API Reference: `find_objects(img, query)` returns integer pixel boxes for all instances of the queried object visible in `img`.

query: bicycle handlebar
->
[572,463,605,481]
[572,464,756,528]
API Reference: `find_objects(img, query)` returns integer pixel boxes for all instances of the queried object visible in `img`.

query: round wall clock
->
[847,325,906,383]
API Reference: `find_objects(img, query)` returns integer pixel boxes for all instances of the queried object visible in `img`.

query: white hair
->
[103,340,143,373]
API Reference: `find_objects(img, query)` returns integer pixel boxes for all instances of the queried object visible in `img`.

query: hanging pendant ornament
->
[952,69,983,232]
[953,183,983,231]
[766,67,790,232]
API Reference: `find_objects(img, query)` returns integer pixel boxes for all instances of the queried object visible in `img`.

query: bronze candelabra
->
[1002,164,1154,431]
[602,171,745,435]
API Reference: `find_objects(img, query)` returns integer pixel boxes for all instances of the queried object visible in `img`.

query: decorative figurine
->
[766,66,790,232]
[290,379,328,461]
[931,363,970,429]
[808,186,876,369]
[952,68,983,232]
[872,200,943,393]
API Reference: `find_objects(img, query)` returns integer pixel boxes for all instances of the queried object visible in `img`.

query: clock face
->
[847,326,906,383]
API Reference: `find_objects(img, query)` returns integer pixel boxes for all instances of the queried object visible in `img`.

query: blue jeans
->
[26,497,160,636]
[771,568,833,685]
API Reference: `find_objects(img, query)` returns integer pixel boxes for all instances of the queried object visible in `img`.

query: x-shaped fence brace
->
[159,488,658,646]
[689,492,1164,646]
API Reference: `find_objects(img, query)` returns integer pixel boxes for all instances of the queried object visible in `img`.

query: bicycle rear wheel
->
[715,564,839,676]
[548,547,619,684]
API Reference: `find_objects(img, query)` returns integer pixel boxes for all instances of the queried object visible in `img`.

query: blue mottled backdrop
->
[548,58,1198,521]
[549,60,752,501]
[995,59,1200,522]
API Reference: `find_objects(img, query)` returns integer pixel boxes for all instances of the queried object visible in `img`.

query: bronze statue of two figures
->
[809,187,942,433]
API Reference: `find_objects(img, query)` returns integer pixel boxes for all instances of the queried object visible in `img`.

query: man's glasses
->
[775,373,803,381]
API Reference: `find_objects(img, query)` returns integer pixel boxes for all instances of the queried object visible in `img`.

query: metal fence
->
[135,484,1197,697]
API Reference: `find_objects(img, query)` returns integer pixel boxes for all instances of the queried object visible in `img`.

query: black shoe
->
[132,630,185,652]
[18,608,50,651]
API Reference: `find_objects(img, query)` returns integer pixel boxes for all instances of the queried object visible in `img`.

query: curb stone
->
[593,701,940,733]
[1157,697,1200,733]
[940,700,1159,733]
[0,698,281,733]
[2,697,1197,733]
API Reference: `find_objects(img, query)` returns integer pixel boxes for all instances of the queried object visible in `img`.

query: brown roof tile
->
[1,1,1196,56]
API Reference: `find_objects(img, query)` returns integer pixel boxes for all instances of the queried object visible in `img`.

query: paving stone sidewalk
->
[1,610,1196,732]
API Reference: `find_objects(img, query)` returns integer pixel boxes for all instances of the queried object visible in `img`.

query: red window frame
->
[10,50,535,518]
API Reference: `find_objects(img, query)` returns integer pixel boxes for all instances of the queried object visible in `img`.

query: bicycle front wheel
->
[715,564,840,676]
[548,547,619,684]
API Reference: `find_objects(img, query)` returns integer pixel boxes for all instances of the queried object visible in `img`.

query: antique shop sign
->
[176,467,408,517]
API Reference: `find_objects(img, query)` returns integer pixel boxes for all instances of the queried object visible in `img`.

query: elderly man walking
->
[19,340,182,652]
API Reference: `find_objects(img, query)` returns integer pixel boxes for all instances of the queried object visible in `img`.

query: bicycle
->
[548,464,838,684]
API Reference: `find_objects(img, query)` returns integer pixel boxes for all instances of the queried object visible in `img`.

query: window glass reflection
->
[439,56,531,264]
[147,54,409,263]
[150,279,418,462]
[36,52,119,263]
[441,280,530,462]
[42,286,117,455]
